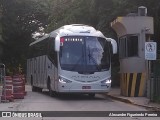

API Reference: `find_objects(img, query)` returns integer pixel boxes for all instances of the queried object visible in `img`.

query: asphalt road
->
[0,85,159,120]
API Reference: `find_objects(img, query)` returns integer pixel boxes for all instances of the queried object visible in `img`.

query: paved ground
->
[107,87,160,111]
[0,85,159,120]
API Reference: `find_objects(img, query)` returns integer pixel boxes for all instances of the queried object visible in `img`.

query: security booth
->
[111,6,154,97]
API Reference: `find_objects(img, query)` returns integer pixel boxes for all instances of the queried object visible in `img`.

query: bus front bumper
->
[57,82,111,93]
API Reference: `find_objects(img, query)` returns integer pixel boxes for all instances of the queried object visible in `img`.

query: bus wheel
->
[47,79,53,97]
[88,93,95,98]
[31,76,37,92]
[49,85,54,97]
[32,86,37,92]
[37,87,42,92]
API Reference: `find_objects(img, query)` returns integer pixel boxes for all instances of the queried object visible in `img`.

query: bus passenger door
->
[54,67,58,91]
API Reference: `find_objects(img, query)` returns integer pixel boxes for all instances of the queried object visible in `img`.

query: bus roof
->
[29,34,50,46]
[30,24,106,46]
[50,24,105,38]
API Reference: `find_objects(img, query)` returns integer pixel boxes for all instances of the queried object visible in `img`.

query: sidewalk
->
[107,87,160,111]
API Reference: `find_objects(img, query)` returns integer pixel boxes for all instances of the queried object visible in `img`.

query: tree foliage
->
[1,0,160,72]
[1,0,51,71]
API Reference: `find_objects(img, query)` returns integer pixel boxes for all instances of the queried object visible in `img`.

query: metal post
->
[142,28,153,99]
[148,37,154,100]
[148,60,152,100]
[146,59,150,98]
[141,29,150,98]
[150,60,155,101]
[146,36,153,100]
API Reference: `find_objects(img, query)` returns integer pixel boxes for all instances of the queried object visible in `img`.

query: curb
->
[107,94,133,104]
[106,94,160,111]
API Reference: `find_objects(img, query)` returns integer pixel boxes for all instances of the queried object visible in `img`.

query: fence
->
[152,59,160,102]
[0,63,5,102]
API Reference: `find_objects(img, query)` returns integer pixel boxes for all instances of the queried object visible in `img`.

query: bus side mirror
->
[106,38,117,54]
[111,39,117,54]
[55,36,60,52]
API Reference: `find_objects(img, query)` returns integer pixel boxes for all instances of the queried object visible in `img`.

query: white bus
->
[27,24,117,97]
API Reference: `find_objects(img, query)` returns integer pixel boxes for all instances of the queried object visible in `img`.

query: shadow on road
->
[39,91,113,102]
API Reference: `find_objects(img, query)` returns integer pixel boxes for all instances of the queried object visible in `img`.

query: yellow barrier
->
[120,73,146,97]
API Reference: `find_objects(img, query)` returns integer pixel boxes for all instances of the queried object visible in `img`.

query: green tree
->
[1,0,51,72]
[1,0,160,74]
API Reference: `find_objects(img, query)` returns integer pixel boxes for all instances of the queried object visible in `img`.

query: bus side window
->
[48,38,58,66]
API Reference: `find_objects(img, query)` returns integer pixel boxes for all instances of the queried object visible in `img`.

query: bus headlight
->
[101,78,112,84]
[59,77,72,83]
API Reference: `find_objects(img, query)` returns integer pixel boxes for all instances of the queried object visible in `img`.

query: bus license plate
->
[82,86,91,89]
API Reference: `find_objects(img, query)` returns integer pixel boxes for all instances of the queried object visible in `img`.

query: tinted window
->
[59,36,111,73]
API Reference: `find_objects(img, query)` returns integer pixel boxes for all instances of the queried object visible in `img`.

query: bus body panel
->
[27,55,48,89]
[27,24,117,94]
[56,70,111,93]
[46,56,58,91]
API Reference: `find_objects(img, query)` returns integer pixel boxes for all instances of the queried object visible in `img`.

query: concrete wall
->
[111,16,153,73]
[111,15,154,97]
[119,57,146,73]
[111,16,154,37]
[0,11,2,62]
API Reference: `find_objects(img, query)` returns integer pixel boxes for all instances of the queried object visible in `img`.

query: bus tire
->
[37,87,42,92]
[47,78,53,97]
[31,75,33,86]
[31,76,37,92]
[88,93,95,98]
[32,86,37,92]
[49,85,54,97]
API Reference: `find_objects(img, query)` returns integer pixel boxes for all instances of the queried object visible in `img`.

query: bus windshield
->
[59,36,110,73]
